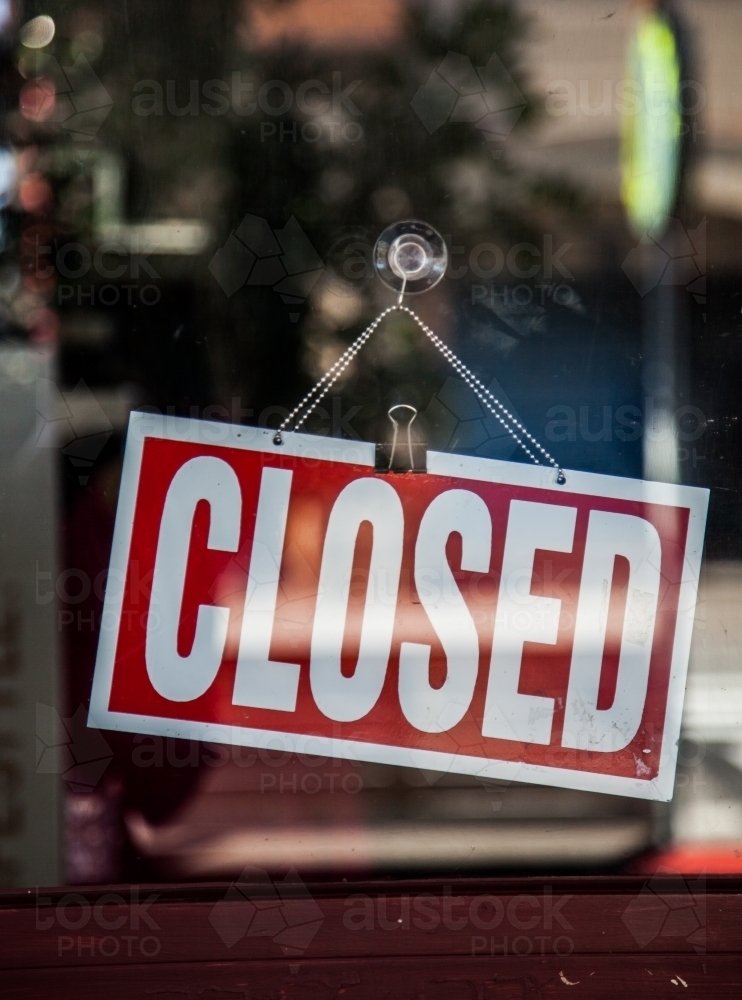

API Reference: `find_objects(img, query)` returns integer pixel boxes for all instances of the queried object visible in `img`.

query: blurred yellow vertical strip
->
[621,10,682,237]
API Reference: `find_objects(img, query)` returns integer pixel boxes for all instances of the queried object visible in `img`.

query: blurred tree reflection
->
[8,0,590,447]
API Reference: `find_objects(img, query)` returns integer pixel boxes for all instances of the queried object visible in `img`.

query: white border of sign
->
[89,412,709,801]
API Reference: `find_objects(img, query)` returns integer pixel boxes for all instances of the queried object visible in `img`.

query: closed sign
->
[89,413,708,800]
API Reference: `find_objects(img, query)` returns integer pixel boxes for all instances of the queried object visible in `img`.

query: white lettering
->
[146,457,240,701]
[483,500,577,744]
[233,467,300,711]
[310,478,403,721]
[399,489,491,732]
[563,511,661,751]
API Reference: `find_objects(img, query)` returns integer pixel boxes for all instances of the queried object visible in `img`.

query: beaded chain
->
[273,303,565,484]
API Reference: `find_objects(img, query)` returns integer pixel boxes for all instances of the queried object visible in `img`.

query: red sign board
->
[89,413,708,800]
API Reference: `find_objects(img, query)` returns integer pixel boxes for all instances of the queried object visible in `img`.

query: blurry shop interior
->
[2,0,742,887]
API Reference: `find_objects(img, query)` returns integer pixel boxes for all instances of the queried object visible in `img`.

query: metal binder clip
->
[388,404,417,470]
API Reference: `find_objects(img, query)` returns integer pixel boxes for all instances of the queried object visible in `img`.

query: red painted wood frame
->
[1,875,741,997]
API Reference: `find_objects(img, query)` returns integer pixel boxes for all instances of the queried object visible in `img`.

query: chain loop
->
[274,304,564,480]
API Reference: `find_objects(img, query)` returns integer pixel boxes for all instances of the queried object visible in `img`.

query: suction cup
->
[373,219,448,295]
